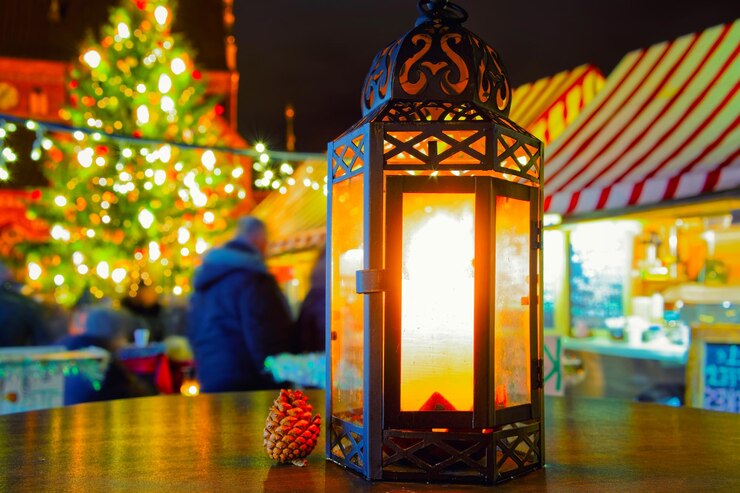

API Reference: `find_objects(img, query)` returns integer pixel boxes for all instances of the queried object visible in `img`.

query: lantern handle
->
[417,0,468,24]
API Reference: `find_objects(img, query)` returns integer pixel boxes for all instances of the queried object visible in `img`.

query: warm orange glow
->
[330,175,365,422]
[400,192,475,412]
[385,130,486,166]
[180,382,200,397]
[494,196,531,408]
[495,384,508,408]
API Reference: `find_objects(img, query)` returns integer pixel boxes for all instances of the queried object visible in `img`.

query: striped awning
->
[510,64,604,145]
[544,21,740,217]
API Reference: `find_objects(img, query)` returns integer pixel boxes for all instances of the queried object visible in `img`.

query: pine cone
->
[264,389,321,466]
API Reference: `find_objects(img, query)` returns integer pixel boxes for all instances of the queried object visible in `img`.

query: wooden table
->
[0,391,738,492]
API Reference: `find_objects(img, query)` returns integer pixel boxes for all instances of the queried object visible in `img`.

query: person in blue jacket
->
[188,216,294,392]
[0,262,50,347]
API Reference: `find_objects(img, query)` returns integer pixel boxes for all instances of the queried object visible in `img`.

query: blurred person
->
[295,247,326,353]
[121,283,165,342]
[188,216,293,392]
[59,305,156,404]
[0,261,50,346]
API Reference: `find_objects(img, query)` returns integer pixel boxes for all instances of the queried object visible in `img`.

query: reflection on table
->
[0,391,738,492]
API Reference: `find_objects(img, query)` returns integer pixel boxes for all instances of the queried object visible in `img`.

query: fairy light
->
[154,5,169,26]
[2,148,17,162]
[158,73,172,93]
[28,262,42,281]
[117,22,130,39]
[82,49,101,68]
[136,105,150,124]
[149,241,161,261]
[201,150,216,170]
[96,261,110,279]
[177,227,191,244]
[111,268,127,284]
[171,57,186,75]
[160,96,175,113]
[138,208,155,229]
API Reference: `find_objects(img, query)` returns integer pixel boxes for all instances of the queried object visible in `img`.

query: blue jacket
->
[188,240,293,392]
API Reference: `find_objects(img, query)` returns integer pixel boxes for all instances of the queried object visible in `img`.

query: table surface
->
[1,391,738,492]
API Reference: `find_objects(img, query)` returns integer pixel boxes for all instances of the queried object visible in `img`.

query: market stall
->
[0,345,108,414]
[543,20,739,404]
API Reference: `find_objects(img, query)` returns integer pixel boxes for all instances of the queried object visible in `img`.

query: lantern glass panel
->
[494,195,532,409]
[330,174,365,423]
[400,192,475,412]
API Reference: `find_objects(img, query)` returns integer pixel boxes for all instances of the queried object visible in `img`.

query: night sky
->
[234,0,738,152]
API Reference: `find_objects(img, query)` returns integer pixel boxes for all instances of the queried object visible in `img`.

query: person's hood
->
[193,240,268,291]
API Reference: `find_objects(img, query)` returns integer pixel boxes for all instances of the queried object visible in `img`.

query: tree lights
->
[12,0,248,305]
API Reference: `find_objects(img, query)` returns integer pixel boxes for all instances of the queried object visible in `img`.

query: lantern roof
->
[361,0,512,119]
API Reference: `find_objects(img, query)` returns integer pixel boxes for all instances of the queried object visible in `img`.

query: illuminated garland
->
[0,114,324,187]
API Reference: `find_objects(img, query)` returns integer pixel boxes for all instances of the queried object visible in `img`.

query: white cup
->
[134,328,150,347]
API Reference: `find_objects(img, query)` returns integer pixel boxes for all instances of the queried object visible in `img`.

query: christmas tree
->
[20,0,246,305]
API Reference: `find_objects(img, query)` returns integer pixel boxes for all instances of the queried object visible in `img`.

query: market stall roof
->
[251,159,327,256]
[544,20,739,218]
[510,64,604,145]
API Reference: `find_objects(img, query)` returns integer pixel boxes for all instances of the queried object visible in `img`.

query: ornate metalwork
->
[362,40,402,113]
[330,127,366,181]
[379,122,542,187]
[329,417,366,474]
[361,2,512,118]
[381,420,542,483]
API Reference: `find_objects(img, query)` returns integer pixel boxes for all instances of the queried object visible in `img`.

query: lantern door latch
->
[356,269,387,294]
[532,221,542,250]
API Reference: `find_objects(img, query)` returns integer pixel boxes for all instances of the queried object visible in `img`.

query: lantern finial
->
[417,0,468,24]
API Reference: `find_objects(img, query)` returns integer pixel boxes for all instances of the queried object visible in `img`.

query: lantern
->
[326,0,544,484]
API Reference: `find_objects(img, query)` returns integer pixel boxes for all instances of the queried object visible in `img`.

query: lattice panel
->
[380,101,487,122]
[494,127,542,183]
[380,420,543,484]
[331,131,365,180]
[329,417,365,474]
[494,422,542,482]
[382,429,494,483]
[384,127,487,167]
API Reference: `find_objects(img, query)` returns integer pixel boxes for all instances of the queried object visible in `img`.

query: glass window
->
[330,175,364,424]
[494,196,531,409]
[400,192,475,412]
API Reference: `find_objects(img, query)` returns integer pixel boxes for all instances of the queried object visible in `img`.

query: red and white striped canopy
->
[544,20,739,217]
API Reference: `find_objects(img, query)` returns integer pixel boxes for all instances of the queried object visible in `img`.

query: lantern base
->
[380,420,542,484]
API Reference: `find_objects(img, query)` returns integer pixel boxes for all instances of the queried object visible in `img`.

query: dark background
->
[234,0,739,152]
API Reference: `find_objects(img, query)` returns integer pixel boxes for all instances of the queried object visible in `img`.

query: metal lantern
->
[326,0,544,484]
